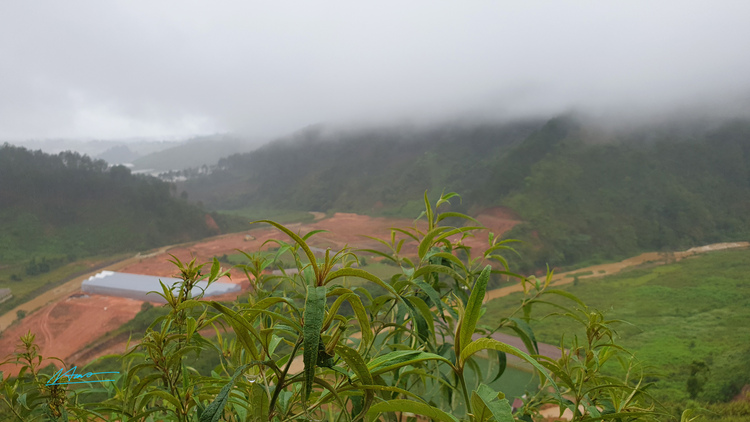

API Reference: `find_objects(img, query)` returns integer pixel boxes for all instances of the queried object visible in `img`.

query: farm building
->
[0,288,11,304]
[81,271,240,303]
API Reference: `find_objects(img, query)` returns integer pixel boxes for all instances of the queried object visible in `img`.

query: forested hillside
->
[182,121,543,212]
[183,117,750,271]
[0,144,236,263]
[504,119,750,271]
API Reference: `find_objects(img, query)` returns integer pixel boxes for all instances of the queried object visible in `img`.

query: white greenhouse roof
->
[81,271,240,303]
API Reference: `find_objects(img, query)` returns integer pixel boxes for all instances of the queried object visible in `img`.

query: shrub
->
[0,193,663,421]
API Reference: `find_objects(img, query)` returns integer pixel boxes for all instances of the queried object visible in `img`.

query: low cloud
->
[1,1,750,141]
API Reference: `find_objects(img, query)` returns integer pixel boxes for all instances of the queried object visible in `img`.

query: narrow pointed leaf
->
[253,219,319,280]
[368,399,458,422]
[459,338,561,398]
[458,265,491,357]
[302,284,326,401]
[200,363,250,422]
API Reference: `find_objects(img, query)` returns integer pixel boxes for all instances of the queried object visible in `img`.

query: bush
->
[0,194,663,421]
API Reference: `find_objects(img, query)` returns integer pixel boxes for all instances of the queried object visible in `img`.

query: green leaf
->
[209,302,261,359]
[544,289,587,308]
[424,191,434,229]
[435,211,481,225]
[509,317,539,355]
[320,291,372,351]
[412,264,464,285]
[368,399,458,422]
[490,349,507,383]
[424,251,468,274]
[435,192,461,209]
[186,316,196,341]
[200,363,250,422]
[368,351,453,376]
[324,267,398,298]
[406,296,434,341]
[474,383,514,422]
[253,220,320,282]
[457,265,491,357]
[303,284,326,401]
[210,257,220,282]
[418,226,453,261]
[334,344,374,419]
[334,344,373,385]
[414,279,456,319]
[459,338,561,399]
[248,383,269,422]
[353,384,427,403]
[143,390,183,411]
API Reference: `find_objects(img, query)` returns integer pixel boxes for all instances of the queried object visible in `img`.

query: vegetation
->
[182,117,750,272]
[482,249,750,419]
[0,194,663,420]
[0,144,243,264]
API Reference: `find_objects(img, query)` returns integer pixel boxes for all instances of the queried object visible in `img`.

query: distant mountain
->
[181,116,750,271]
[96,145,140,165]
[8,138,181,158]
[131,134,258,173]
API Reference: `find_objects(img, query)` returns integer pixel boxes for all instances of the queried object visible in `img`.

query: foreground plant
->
[0,193,663,421]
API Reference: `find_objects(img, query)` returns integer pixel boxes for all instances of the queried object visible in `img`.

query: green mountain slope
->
[183,117,750,271]
[181,121,543,212]
[504,119,750,270]
[0,144,235,263]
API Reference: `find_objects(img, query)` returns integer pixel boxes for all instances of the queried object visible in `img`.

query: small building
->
[81,271,240,303]
[0,288,12,304]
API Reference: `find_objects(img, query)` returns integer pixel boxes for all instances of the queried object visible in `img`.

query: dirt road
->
[485,241,750,302]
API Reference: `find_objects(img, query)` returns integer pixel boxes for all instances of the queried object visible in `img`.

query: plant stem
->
[457,368,473,417]
[269,337,303,417]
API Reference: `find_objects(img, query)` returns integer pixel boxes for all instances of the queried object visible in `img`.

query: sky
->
[1,1,750,142]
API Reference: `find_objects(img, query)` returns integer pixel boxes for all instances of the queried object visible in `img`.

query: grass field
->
[481,249,750,405]
[217,208,317,225]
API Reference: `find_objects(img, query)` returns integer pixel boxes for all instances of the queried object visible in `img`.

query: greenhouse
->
[81,271,240,303]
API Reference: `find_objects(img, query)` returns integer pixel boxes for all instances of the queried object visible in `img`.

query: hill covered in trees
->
[0,144,237,263]
[182,116,750,271]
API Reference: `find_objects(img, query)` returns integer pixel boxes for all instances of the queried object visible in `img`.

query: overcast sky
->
[1,1,750,141]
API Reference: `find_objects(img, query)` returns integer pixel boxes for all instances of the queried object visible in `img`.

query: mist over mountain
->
[131,134,258,173]
[181,115,750,271]
[96,145,140,165]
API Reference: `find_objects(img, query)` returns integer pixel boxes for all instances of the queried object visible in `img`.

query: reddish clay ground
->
[119,209,520,278]
[120,213,417,278]
[0,294,143,376]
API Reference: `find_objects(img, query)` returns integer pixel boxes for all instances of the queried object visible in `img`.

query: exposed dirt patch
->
[0,294,143,376]
[118,213,426,277]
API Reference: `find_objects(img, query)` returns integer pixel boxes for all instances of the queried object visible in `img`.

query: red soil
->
[0,294,143,376]
[118,212,426,278]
